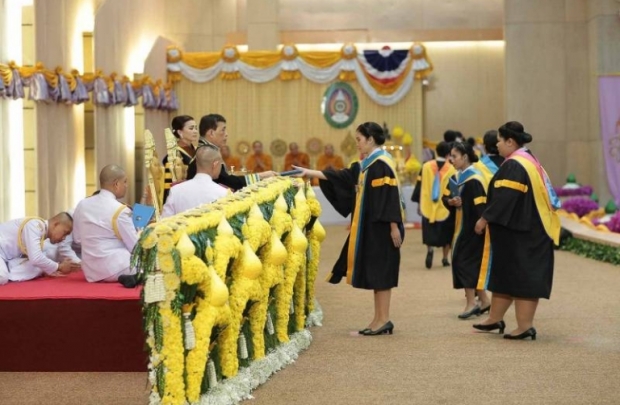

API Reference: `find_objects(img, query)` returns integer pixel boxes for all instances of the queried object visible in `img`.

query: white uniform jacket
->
[72,189,138,282]
[161,173,229,218]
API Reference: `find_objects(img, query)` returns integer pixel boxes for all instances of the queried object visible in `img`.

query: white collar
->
[194,173,214,181]
[436,157,446,162]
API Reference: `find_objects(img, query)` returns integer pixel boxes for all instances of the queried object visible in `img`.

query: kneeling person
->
[72,165,139,284]
[0,213,75,284]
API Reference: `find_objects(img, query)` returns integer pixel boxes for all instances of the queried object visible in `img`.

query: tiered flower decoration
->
[131,177,324,405]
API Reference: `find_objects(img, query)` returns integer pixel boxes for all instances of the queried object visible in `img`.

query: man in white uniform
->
[0,213,75,285]
[72,165,139,283]
[161,145,229,217]
[43,209,81,264]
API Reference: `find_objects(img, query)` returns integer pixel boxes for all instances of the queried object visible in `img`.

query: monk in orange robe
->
[312,144,345,185]
[316,144,345,171]
[284,142,310,171]
[245,141,273,172]
[221,145,241,172]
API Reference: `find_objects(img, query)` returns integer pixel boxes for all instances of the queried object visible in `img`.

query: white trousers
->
[0,257,45,284]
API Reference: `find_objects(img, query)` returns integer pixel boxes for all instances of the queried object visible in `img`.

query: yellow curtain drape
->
[175,77,423,171]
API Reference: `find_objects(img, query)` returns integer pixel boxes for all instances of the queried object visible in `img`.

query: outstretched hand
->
[291,165,308,177]
[258,171,278,179]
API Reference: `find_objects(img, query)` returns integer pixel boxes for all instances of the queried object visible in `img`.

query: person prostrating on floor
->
[411,141,456,269]
[443,141,491,319]
[72,165,139,285]
[0,212,76,285]
[293,122,405,336]
[473,121,560,340]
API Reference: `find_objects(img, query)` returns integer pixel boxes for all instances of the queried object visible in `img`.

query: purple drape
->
[598,77,620,205]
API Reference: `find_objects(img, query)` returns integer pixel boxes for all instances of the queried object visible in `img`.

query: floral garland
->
[132,177,324,405]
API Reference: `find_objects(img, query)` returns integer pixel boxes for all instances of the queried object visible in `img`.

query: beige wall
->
[423,41,505,141]
[504,0,617,202]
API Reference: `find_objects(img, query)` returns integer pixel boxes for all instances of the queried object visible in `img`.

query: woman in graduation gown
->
[411,141,456,269]
[162,115,198,203]
[443,141,491,319]
[474,130,505,184]
[473,121,561,340]
[294,122,405,336]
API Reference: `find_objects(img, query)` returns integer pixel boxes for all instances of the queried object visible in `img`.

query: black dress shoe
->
[479,305,491,314]
[118,274,139,288]
[504,327,537,341]
[458,305,481,319]
[442,258,450,267]
[425,250,434,269]
[473,320,505,334]
[363,321,394,336]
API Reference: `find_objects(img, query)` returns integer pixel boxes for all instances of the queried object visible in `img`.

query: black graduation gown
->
[321,159,403,290]
[186,139,248,191]
[442,174,487,289]
[162,145,195,204]
[482,158,554,299]
[411,161,455,247]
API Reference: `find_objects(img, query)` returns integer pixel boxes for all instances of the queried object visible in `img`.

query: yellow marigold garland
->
[135,177,325,405]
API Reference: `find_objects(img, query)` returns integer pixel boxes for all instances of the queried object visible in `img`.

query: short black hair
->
[199,114,226,137]
[436,141,451,157]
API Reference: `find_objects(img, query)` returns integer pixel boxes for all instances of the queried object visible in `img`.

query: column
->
[34,0,91,217]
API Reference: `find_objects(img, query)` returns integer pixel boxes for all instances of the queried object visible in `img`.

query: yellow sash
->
[112,205,128,241]
[17,217,46,257]
[420,160,456,223]
[473,161,494,187]
[510,156,561,245]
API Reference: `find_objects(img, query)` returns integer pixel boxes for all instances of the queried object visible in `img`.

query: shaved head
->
[48,212,73,244]
[196,146,221,170]
[99,164,126,187]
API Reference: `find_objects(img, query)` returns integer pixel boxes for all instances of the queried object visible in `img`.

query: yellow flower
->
[158,235,175,254]
[141,231,158,249]
[158,253,176,274]
[164,273,180,291]
[181,256,207,285]
[154,224,173,236]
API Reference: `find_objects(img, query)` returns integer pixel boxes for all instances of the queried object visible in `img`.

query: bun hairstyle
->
[452,140,479,163]
[171,115,194,138]
[357,122,386,146]
[498,121,532,146]
[483,130,499,154]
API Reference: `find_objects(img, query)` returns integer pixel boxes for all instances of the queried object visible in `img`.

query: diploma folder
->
[133,203,156,229]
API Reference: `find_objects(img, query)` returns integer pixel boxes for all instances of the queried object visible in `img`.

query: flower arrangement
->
[131,177,324,405]
[560,197,600,218]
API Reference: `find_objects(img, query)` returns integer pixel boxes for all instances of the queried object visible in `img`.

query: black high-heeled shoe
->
[504,327,537,341]
[479,305,491,314]
[425,250,433,269]
[473,320,505,334]
[363,321,394,336]
[442,258,450,267]
[458,305,481,319]
[358,328,370,335]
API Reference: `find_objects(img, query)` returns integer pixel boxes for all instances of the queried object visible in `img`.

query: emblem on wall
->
[322,82,358,129]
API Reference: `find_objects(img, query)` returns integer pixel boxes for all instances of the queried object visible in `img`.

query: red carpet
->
[0,271,146,372]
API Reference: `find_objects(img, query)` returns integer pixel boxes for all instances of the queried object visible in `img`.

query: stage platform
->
[0,271,146,372]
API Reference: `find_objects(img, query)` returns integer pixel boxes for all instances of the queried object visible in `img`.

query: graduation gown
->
[442,167,488,289]
[186,139,261,191]
[477,151,559,299]
[411,160,456,247]
[162,143,195,203]
[321,150,404,290]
